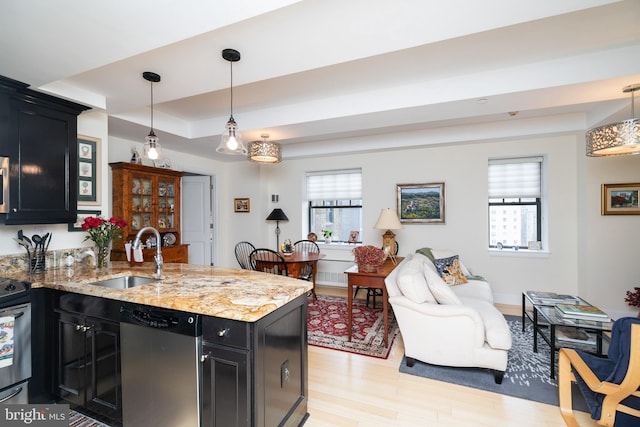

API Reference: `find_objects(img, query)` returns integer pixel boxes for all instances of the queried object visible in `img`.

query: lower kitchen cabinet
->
[201,293,309,427]
[53,295,122,424]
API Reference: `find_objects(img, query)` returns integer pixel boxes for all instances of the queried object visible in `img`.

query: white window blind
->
[307,169,362,200]
[488,157,542,198]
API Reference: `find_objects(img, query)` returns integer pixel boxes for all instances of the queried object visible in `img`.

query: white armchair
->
[386,252,512,383]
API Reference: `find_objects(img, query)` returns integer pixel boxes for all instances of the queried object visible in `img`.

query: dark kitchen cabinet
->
[0,75,89,224]
[52,293,122,425]
[201,294,309,427]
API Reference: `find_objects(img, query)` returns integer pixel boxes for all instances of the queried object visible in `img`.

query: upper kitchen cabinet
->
[0,75,90,224]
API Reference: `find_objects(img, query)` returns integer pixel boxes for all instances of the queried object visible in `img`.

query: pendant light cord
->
[229,60,234,119]
[150,80,154,132]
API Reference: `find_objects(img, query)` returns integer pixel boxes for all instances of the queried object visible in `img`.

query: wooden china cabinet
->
[109,162,188,263]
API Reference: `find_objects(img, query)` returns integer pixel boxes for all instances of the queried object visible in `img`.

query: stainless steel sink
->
[88,276,157,289]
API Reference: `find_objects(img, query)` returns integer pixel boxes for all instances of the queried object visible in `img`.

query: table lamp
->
[373,208,402,264]
[266,208,289,250]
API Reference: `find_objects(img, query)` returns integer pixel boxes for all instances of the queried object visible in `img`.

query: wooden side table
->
[345,257,403,347]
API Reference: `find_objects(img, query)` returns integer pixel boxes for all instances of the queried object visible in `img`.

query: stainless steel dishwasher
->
[120,302,201,427]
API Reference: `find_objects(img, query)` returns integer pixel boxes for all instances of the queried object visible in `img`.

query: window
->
[488,157,542,249]
[307,169,362,243]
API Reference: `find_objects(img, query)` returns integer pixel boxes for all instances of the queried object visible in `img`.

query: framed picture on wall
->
[234,198,250,213]
[397,182,445,223]
[77,135,101,206]
[602,183,640,215]
[68,210,102,232]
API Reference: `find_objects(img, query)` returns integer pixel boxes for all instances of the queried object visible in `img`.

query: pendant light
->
[248,133,282,163]
[142,71,162,160]
[216,48,247,155]
[586,83,640,156]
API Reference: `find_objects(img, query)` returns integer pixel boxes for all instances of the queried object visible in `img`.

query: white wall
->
[4,110,636,320]
[218,130,638,319]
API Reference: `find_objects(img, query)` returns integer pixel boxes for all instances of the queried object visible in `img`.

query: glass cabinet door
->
[157,179,175,231]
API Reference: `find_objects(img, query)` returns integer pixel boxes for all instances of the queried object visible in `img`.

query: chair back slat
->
[235,241,256,270]
[249,248,289,276]
[293,240,320,279]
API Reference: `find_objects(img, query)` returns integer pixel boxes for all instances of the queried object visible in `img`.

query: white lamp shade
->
[374,208,402,230]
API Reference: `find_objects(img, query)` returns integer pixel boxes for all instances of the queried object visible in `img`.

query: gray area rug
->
[399,315,588,411]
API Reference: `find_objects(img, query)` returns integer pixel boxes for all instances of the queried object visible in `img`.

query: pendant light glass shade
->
[142,71,162,160]
[586,84,640,157]
[216,49,247,155]
[248,134,281,163]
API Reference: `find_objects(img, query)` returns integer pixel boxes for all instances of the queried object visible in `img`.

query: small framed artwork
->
[602,183,640,215]
[68,209,102,232]
[397,183,445,224]
[78,135,101,206]
[234,198,250,213]
[348,230,360,243]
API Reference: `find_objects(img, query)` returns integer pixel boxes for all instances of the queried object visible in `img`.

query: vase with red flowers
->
[82,216,127,269]
[624,287,640,317]
[353,245,386,273]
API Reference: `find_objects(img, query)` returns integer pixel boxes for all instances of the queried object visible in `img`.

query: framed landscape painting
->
[602,183,640,215]
[397,183,445,224]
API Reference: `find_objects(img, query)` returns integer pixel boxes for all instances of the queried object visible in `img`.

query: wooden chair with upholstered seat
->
[558,317,640,427]
[234,241,256,270]
[249,248,289,276]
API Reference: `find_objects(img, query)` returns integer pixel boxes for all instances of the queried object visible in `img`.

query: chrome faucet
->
[133,226,163,275]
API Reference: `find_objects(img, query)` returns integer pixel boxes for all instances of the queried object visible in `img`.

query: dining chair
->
[353,241,399,307]
[558,317,640,427]
[249,248,289,276]
[234,241,256,270]
[293,239,320,281]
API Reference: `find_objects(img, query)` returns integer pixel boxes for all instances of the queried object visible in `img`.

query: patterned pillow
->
[433,255,468,285]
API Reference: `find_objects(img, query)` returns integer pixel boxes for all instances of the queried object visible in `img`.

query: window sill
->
[488,248,550,258]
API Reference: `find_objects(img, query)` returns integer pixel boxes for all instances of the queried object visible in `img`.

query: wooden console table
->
[345,258,403,347]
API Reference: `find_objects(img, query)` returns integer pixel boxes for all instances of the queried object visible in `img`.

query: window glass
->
[307,170,362,243]
[488,157,542,249]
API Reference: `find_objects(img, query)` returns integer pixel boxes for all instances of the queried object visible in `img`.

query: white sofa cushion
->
[460,297,512,350]
[397,254,436,304]
[424,267,461,305]
[451,279,494,304]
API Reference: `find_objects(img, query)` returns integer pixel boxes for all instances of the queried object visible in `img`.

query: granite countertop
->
[6,262,312,322]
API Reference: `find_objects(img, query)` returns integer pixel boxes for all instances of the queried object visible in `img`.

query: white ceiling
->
[1,0,639,162]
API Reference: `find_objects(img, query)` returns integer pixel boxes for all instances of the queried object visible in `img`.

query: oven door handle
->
[0,386,23,403]
[0,310,26,319]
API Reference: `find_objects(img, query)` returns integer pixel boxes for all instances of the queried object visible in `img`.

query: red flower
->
[625,287,640,308]
[82,216,127,247]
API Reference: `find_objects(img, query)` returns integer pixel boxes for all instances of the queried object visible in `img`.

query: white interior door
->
[181,175,212,265]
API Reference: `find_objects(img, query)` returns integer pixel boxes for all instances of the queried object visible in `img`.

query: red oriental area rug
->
[307,295,400,359]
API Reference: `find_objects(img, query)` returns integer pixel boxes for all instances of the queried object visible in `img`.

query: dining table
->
[254,251,325,299]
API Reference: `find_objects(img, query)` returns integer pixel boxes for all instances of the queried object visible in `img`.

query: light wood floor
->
[305,286,597,427]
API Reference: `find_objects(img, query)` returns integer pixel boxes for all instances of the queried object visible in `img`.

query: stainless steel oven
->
[0,156,8,213]
[0,278,31,404]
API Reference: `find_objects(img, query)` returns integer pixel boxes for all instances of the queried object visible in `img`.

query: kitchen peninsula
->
[13,262,311,427]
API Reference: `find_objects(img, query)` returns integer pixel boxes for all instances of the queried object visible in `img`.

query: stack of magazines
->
[529,291,579,305]
[554,303,611,322]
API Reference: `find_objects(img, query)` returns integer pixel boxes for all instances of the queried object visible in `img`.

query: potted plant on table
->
[321,229,333,244]
[353,245,386,273]
[624,287,640,317]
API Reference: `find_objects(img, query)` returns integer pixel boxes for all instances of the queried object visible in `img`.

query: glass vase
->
[95,241,112,270]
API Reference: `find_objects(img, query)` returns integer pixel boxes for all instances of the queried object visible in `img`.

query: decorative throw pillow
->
[433,255,468,285]
[431,249,472,276]
[424,267,461,305]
